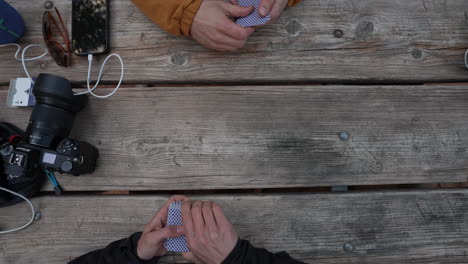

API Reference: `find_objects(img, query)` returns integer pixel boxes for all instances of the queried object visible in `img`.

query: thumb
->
[224,3,254,18]
[259,0,275,17]
[159,225,185,239]
[146,226,185,243]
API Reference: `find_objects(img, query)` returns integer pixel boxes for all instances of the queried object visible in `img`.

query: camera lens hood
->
[33,73,88,113]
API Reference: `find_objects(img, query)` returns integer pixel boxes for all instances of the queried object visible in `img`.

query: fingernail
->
[177,226,183,233]
[260,7,267,17]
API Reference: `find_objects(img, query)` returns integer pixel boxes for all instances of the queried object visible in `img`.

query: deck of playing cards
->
[236,0,271,27]
[164,201,190,252]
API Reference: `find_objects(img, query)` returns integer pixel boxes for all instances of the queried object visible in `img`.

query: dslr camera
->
[0,74,98,205]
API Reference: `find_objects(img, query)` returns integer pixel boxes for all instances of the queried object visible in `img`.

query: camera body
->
[2,138,98,177]
[0,74,98,206]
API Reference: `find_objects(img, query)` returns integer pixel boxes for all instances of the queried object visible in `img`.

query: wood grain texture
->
[0,0,467,84]
[1,191,467,263]
[1,85,467,191]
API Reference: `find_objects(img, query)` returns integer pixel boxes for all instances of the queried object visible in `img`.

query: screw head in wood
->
[334,29,344,38]
[34,211,42,221]
[343,241,354,252]
[44,1,54,9]
[339,131,350,141]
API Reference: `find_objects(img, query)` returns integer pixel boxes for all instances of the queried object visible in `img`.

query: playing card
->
[236,0,271,27]
[163,201,190,252]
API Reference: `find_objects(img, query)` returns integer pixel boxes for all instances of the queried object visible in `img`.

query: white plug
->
[6,78,35,107]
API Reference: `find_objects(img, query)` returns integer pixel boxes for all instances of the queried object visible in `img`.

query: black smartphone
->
[71,0,110,56]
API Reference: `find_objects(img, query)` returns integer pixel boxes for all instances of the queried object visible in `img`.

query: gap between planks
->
[3,81,468,91]
[36,182,468,197]
[4,81,468,90]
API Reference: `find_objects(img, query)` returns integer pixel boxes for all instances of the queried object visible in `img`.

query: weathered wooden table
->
[1,0,468,263]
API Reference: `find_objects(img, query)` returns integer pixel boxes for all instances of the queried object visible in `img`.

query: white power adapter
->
[1,43,124,106]
[6,77,36,107]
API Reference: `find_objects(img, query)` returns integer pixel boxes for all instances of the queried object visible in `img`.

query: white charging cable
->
[465,49,468,70]
[0,43,48,62]
[0,186,36,234]
[0,43,48,83]
[0,44,43,233]
[0,45,123,234]
[0,44,124,98]
[74,53,124,98]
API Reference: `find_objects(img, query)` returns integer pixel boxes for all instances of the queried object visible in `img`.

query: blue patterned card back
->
[236,0,271,27]
[164,201,190,252]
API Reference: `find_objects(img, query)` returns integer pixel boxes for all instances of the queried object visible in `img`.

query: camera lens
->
[26,104,74,147]
[26,74,88,149]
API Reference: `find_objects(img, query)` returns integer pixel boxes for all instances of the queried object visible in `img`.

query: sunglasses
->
[42,7,71,67]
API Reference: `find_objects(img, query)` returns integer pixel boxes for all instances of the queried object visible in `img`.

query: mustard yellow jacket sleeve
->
[287,0,302,7]
[130,0,203,36]
[130,0,303,36]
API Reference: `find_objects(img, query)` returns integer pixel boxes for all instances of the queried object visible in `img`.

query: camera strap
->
[0,122,45,207]
[0,121,24,139]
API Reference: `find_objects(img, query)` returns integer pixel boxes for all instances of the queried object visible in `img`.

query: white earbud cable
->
[0,44,45,233]
[0,44,124,234]
[0,186,36,234]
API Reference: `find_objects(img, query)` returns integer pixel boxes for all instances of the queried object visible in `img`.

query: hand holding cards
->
[137,196,186,260]
[190,0,255,51]
[138,197,239,263]
[164,201,190,252]
[180,200,239,264]
[236,0,271,27]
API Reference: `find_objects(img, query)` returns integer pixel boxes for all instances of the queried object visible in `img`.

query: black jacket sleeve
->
[68,232,159,264]
[222,239,306,264]
[69,234,304,264]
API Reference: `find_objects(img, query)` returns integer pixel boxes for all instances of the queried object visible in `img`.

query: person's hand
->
[181,200,239,264]
[137,195,188,260]
[190,0,256,51]
[258,0,289,23]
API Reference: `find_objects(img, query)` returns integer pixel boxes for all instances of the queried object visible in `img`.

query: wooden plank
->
[1,85,467,191]
[1,190,468,263]
[0,0,467,84]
